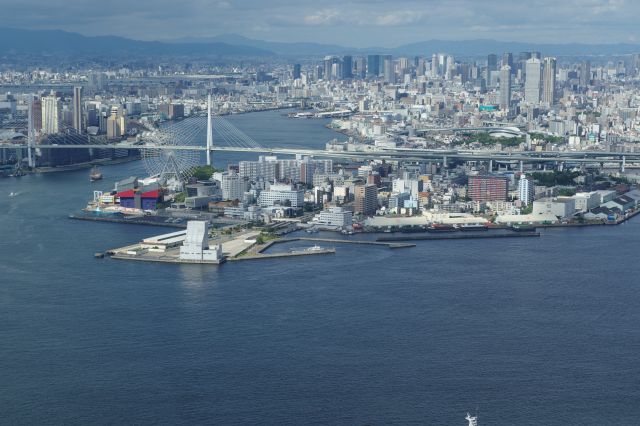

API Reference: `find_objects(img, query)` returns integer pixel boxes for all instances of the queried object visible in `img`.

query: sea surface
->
[1,110,640,425]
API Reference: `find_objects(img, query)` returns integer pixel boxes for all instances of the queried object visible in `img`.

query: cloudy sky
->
[2,0,638,46]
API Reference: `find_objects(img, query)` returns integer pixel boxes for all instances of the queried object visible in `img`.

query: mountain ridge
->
[2,27,640,59]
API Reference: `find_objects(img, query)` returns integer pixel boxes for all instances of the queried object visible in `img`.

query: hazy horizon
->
[1,0,638,47]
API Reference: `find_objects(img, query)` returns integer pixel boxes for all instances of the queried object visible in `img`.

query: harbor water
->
[1,110,640,425]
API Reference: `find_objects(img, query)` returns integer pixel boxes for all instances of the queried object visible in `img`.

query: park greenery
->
[529,171,581,187]
[191,165,221,181]
[529,133,565,144]
[457,132,524,147]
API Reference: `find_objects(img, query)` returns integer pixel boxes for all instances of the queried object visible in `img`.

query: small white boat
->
[466,413,478,426]
[9,192,16,197]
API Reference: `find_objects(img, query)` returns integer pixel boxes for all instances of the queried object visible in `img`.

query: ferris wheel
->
[141,119,202,189]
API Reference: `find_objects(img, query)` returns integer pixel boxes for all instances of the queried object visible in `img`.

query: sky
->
[1,0,638,46]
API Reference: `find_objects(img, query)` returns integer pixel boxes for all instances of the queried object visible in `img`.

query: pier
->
[376,231,540,242]
[266,237,416,250]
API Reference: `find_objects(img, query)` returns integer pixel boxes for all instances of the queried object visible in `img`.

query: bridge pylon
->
[206,94,213,167]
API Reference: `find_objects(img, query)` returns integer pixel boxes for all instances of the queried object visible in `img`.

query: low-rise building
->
[532,197,576,218]
[313,207,353,228]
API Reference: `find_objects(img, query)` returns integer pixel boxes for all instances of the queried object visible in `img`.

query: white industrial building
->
[532,198,576,218]
[573,192,600,212]
[179,221,223,262]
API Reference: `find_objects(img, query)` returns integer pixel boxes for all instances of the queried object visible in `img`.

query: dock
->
[228,248,336,262]
[110,253,225,265]
[376,231,540,242]
[270,237,416,249]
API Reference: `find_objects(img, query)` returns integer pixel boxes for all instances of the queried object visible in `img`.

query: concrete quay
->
[376,231,540,242]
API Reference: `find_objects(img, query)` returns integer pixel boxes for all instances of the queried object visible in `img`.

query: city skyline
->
[2,0,639,47]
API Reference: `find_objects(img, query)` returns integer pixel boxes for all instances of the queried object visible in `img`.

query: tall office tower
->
[416,58,426,76]
[106,113,119,139]
[530,51,541,59]
[518,174,535,206]
[292,63,301,80]
[41,95,61,134]
[31,98,42,134]
[445,55,455,80]
[73,86,83,133]
[487,54,498,73]
[367,55,381,78]
[398,57,410,72]
[323,56,334,80]
[579,60,591,88]
[542,57,557,106]
[355,57,366,79]
[354,184,378,216]
[331,62,342,80]
[499,65,512,111]
[459,63,470,84]
[431,53,438,77]
[502,52,514,72]
[342,55,353,79]
[438,53,449,76]
[524,58,542,104]
[633,54,640,77]
[518,52,532,78]
[382,55,394,83]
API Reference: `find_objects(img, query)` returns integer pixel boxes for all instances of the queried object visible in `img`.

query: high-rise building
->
[342,55,353,79]
[431,53,438,78]
[355,57,366,78]
[239,156,278,182]
[382,55,394,83]
[354,184,378,216]
[445,55,455,80]
[221,172,247,201]
[30,98,42,134]
[468,175,508,202]
[106,114,119,139]
[367,55,381,78]
[499,65,512,111]
[542,57,557,106]
[323,56,340,80]
[518,174,535,206]
[487,54,498,73]
[437,53,448,77]
[41,95,61,134]
[518,52,532,78]
[524,58,542,104]
[72,86,83,133]
[580,60,591,88]
[502,52,514,72]
[292,63,301,80]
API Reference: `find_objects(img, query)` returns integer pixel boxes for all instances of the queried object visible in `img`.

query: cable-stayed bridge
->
[2,96,638,173]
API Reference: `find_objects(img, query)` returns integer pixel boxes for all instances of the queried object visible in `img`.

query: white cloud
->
[375,10,424,26]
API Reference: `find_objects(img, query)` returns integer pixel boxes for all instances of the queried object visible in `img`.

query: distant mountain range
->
[2,27,640,59]
[0,28,274,57]
[174,34,640,57]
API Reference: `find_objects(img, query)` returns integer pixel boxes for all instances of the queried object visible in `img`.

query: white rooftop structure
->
[179,221,223,262]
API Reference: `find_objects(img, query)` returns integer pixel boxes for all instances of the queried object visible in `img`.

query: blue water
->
[2,110,640,425]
